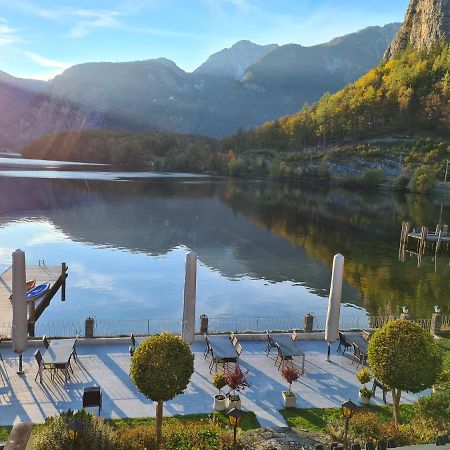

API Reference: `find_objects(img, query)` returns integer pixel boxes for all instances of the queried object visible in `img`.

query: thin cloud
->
[24,51,73,70]
[0,19,22,46]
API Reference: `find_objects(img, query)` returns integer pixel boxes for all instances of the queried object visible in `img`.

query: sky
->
[0,0,410,81]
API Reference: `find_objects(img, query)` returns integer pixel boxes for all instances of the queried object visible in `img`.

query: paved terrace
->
[0,337,424,428]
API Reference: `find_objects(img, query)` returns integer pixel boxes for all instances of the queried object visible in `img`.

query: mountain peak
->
[194,40,278,79]
[385,0,450,59]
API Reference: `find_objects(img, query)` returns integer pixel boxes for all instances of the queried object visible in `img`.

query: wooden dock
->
[400,221,450,256]
[0,263,67,338]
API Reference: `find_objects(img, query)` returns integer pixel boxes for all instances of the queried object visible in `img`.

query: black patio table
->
[40,338,76,383]
[272,334,305,374]
[205,335,238,372]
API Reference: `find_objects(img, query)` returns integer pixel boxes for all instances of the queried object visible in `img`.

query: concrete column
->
[430,312,442,336]
[182,252,197,344]
[304,313,314,333]
[200,314,208,334]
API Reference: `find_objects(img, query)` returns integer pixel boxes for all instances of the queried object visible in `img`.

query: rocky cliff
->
[385,0,450,58]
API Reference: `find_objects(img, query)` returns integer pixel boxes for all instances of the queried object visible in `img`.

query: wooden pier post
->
[61,262,66,302]
[28,300,36,337]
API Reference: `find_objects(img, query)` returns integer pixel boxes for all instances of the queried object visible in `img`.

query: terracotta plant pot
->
[226,395,241,410]
[214,394,226,412]
[282,391,297,408]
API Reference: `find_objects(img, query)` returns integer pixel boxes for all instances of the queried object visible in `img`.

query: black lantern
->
[227,407,244,450]
[341,399,357,420]
[341,400,357,449]
[67,420,84,441]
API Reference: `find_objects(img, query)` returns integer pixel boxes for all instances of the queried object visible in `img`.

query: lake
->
[0,157,449,330]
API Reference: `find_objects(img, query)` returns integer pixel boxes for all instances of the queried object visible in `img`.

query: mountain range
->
[1,23,399,150]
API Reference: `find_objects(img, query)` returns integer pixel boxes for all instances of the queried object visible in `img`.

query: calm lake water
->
[0,157,449,325]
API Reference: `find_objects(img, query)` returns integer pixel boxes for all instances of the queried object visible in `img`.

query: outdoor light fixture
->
[341,400,357,449]
[227,407,244,450]
[67,420,84,441]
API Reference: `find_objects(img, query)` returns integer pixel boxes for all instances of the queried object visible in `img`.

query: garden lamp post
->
[341,399,357,450]
[227,407,244,450]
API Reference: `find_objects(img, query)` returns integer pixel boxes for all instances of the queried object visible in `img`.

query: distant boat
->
[27,282,50,301]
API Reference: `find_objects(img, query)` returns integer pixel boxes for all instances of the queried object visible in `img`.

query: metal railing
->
[441,315,450,330]
[0,314,446,339]
[94,319,180,337]
[206,315,370,333]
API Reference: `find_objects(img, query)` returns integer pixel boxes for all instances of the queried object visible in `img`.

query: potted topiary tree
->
[281,365,299,408]
[224,366,249,410]
[212,372,227,411]
[356,368,373,405]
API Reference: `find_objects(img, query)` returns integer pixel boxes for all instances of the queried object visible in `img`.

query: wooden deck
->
[0,264,67,338]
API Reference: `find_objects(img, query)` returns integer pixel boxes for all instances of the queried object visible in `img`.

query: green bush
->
[121,420,235,450]
[413,391,450,427]
[409,166,437,193]
[33,410,123,450]
[393,175,410,191]
[361,168,385,189]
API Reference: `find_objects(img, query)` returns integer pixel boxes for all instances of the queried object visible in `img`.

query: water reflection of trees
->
[221,180,450,318]
[0,175,449,317]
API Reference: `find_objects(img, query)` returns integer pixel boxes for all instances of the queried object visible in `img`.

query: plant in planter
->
[356,368,374,405]
[224,366,249,410]
[212,372,227,412]
[432,369,450,393]
[281,365,300,408]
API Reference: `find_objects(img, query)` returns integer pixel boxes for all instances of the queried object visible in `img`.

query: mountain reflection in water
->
[0,172,448,321]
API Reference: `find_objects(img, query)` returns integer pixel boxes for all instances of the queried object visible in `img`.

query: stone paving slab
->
[0,340,424,428]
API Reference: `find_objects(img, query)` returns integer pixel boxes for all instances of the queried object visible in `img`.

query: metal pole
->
[344,417,349,450]
[233,425,237,450]
[18,353,23,375]
[327,342,331,362]
[445,160,449,183]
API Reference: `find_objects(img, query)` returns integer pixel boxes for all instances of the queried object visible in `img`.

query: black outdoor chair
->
[42,335,50,349]
[387,439,396,448]
[0,337,5,370]
[204,334,212,359]
[330,443,339,450]
[372,378,387,403]
[351,444,362,450]
[377,440,387,450]
[365,442,375,450]
[265,331,277,355]
[337,332,352,354]
[275,344,293,369]
[436,435,449,446]
[352,343,365,368]
[34,349,55,381]
[315,445,324,450]
[83,386,102,415]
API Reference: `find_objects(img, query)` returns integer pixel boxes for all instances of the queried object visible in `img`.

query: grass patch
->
[108,411,260,432]
[280,405,414,431]
[0,426,12,442]
[436,335,450,370]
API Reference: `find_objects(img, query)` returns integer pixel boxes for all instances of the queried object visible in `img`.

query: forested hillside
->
[225,44,450,151]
